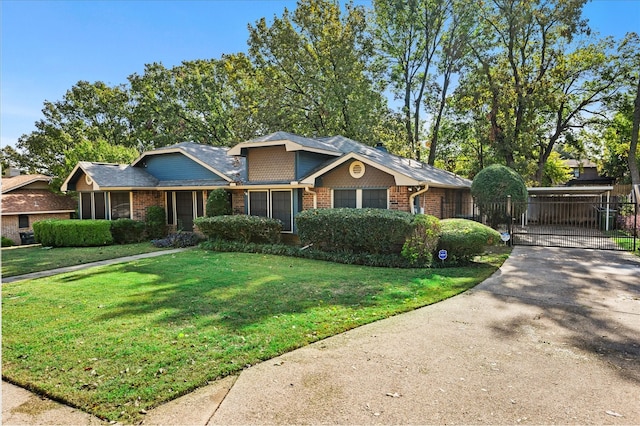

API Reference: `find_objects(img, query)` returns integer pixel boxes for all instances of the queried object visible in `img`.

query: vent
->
[349,161,365,179]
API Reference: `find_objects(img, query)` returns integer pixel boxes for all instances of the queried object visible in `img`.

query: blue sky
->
[2,0,639,150]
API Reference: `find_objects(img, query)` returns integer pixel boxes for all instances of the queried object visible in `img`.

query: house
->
[564,159,615,186]
[1,171,77,245]
[61,132,473,233]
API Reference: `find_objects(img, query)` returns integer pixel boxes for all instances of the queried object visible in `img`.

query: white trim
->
[349,161,365,179]
[2,210,75,216]
[332,188,389,209]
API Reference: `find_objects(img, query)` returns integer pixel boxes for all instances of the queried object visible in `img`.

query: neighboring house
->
[1,171,77,245]
[564,159,614,186]
[61,132,472,233]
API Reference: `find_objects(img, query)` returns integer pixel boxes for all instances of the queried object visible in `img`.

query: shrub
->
[194,215,282,244]
[145,206,167,239]
[1,236,15,247]
[618,212,639,237]
[471,164,528,228]
[206,189,232,217]
[33,219,113,247]
[296,208,413,254]
[437,219,501,261]
[111,219,146,244]
[151,232,202,248]
[401,214,441,266]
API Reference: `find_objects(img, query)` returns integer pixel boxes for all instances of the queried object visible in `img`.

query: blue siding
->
[296,152,334,180]
[140,153,219,180]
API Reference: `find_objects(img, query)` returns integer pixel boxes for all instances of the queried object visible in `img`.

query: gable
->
[247,146,295,182]
[139,153,225,181]
[320,159,395,188]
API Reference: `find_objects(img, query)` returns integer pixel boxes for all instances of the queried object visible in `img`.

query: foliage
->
[110,219,146,244]
[1,243,167,278]
[2,250,503,422]
[144,206,167,239]
[437,218,501,261]
[542,151,573,187]
[247,0,386,143]
[205,189,232,217]
[151,232,202,248]
[296,208,413,254]
[33,219,113,247]
[1,236,15,247]
[401,214,441,266]
[194,215,282,244]
[471,164,528,227]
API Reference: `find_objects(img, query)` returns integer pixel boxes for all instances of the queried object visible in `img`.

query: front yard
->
[2,248,508,423]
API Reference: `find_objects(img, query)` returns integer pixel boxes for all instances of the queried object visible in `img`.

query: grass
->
[1,243,169,277]
[2,248,508,423]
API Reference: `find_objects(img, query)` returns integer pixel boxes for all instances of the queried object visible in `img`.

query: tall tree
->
[372,0,450,160]
[247,0,386,144]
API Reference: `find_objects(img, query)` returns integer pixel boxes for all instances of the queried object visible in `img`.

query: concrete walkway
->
[2,248,190,283]
[3,246,640,425]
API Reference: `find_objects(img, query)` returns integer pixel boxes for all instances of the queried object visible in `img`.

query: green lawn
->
[2,249,508,423]
[1,243,169,277]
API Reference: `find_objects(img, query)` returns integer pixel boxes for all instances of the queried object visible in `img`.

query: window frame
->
[332,188,389,209]
[247,189,294,233]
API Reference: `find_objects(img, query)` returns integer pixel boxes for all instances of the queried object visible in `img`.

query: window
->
[333,189,388,209]
[362,189,387,209]
[110,192,131,219]
[18,215,29,229]
[166,191,206,231]
[333,190,356,208]
[248,190,294,233]
[79,192,107,219]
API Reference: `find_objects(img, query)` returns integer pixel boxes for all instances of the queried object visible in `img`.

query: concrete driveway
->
[3,246,640,425]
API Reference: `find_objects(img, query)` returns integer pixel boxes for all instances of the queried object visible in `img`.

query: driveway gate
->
[509,196,637,251]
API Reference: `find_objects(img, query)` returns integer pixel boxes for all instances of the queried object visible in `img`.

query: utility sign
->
[438,249,448,261]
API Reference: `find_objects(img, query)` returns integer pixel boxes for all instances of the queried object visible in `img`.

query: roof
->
[230,132,472,188]
[565,159,597,168]
[61,162,160,191]
[528,186,613,196]
[134,142,246,182]
[1,174,52,193]
[2,189,77,215]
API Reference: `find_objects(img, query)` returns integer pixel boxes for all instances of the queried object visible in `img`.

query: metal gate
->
[509,196,637,251]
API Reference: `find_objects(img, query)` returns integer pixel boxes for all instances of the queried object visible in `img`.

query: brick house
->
[61,132,473,233]
[1,172,77,245]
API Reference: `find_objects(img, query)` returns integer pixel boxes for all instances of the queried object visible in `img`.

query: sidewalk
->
[2,248,190,284]
[3,246,640,425]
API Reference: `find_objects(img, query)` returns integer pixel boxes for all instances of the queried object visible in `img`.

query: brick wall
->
[231,190,245,214]
[421,188,446,218]
[131,191,163,221]
[389,186,410,212]
[2,212,72,245]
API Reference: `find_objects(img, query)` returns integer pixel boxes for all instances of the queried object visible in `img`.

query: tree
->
[247,0,386,144]
[471,164,528,227]
[13,81,133,176]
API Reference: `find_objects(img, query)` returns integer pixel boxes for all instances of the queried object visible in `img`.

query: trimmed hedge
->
[401,214,441,266]
[194,215,282,244]
[437,219,501,261]
[296,208,413,254]
[1,236,15,247]
[111,219,146,244]
[33,219,113,247]
[205,189,232,216]
[145,206,167,239]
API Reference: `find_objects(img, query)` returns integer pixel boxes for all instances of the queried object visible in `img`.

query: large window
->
[18,215,29,229]
[248,190,293,232]
[166,191,206,231]
[110,192,131,219]
[80,192,107,219]
[332,189,388,209]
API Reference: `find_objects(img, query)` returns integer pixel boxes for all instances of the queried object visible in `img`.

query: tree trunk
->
[629,76,640,187]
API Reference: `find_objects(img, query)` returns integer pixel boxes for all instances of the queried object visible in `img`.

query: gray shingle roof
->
[152,142,246,181]
[79,162,159,188]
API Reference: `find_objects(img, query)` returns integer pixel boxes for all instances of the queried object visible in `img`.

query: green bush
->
[401,214,441,266]
[471,164,528,228]
[206,189,232,217]
[1,236,15,247]
[111,219,146,244]
[33,219,113,247]
[194,215,282,244]
[145,206,167,239]
[296,208,413,254]
[437,219,501,261]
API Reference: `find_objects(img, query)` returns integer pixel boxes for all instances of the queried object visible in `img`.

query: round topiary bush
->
[206,189,232,217]
[437,218,501,261]
[471,164,528,228]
